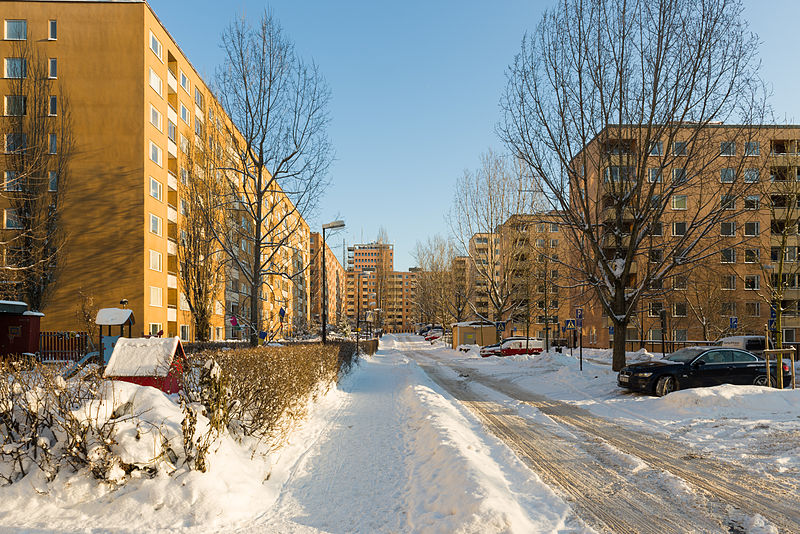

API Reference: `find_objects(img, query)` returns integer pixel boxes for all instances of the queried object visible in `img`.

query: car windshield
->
[664,347,706,362]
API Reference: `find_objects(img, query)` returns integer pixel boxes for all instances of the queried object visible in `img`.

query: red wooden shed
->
[103,336,185,394]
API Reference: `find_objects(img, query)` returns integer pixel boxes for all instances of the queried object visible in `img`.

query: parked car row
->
[618,345,792,397]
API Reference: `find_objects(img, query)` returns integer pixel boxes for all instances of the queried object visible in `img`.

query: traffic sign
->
[729,316,738,330]
[770,306,777,320]
[496,321,506,332]
[769,318,776,331]
[576,308,583,327]
[565,319,576,330]
[609,326,614,335]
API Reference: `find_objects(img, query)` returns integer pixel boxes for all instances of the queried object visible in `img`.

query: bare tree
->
[449,150,535,323]
[213,10,332,345]
[179,101,228,342]
[500,0,766,370]
[1,41,72,311]
[413,235,464,326]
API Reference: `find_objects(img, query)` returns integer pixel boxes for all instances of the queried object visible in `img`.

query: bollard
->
[765,324,772,388]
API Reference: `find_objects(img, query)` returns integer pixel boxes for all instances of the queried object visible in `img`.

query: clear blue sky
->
[148,0,800,271]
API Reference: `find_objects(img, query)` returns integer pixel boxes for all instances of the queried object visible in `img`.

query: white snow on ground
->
[426,338,800,478]
[0,338,584,533]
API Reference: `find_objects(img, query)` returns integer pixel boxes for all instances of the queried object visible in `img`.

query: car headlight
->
[634,372,653,377]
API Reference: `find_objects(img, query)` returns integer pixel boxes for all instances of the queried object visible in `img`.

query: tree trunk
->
[612,282,627,371]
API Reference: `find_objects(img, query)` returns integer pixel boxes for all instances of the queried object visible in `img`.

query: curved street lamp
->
[321,220,345,344]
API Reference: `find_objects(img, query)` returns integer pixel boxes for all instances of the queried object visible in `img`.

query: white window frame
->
[149,68,163,97]
[48,58,57,79]
[648,168,662,183]
[180,103,190,124]
[4,171,19,191]
[180,324,190,341]
[149,213,162,236]
[149,31,162,61]
[721,222,736,237]
[4,57,26,79]
[746,302,761,317]
[48,95,57,116]
[149,176,162,201]
[720,248,736,264]
[48,134,57,154]
[149,249,162,272]
[150,104,162,131]
[672,195,688,210]
[149,323,163,335]
[744,221,759,237]
[722,274,736,291]
[4,20,26,41]
[744,195,760,210]
[48,20,57,41]
[180,70,190,93]
[744,141,759,156]
[744,168,759,183]
[673,302,688,317]
[672,221,687,236]
[4,95,25,116]
[721,141,736,156]
[744,248,759,264]
[149,140,162,166]
[4,208,20,229]
[720,168,735,183]
[744,275,760,290]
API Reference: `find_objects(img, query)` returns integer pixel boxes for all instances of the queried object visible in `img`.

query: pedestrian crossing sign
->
[565,319,576,330]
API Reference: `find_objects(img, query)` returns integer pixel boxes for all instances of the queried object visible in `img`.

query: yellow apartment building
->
[0,1,310,341]
[567,124,800,348]
[310,231,346,329]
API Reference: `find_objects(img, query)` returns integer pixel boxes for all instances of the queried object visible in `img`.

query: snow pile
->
[656,384,800,416]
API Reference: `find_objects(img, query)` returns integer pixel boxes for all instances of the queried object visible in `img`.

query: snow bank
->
[656,384,800,416]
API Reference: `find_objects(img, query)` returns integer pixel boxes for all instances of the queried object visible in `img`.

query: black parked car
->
[618,346,792,397]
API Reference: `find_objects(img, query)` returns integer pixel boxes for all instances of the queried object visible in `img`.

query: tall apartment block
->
[310,232,346,328]
[0,1,310,341]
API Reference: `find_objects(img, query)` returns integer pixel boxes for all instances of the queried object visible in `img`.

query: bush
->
[185,341,358,447]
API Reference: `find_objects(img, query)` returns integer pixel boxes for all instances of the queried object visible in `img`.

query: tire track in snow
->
[407,344,800,533]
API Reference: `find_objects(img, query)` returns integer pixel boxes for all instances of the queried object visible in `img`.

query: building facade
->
[310,231,346,329]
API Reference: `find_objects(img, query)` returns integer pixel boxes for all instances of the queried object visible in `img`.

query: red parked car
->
[425,327,444,342]
[499,338,544,356]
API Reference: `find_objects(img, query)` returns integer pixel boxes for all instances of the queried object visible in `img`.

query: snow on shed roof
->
[451,321,495,328]
[104,336,183,377]
[96,308,135,326]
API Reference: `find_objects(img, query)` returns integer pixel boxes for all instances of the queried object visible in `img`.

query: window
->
[744,222,759,236]
[744,169,759,183]
[150,286,163,307]
[604,166,633,182]
[48,58,57,79]
[721,302,736,316]
[650,222,663,236]
[673,302,688,317]
[649,301,664,317]
[648,328,663,341]
[720,195,735,210]
[744,249,759,263]
[149,68,163,96]
[150,105,162,131]
[648,141,663,156]
[45,171,56,191]
[721,222,735,236]
[4,171,19,191]
[48,20,57,41]
[168,120,176,143]
[180,71,190,93]
[150,249,162,272]
[48,95,57,116]
[648,168,662,183]
[49,134,57,154]
[673,141,687,156]
[721,248,735,263]
[744,195,760,210]
[672,221,687,236]
[179,134,189,154]
[672,195,687,210]
[720,168,735,183]
[149,141,162,166]
[4,209,20,229]
[744,275,760,290]
[673,275,688,290]
[649,249,663,263]
[150,213,162,236]
[745,141,759,156]
[674,329,688,342]
[150,177,162,201]
[180,103,190,124]
[180,167,188,184]
[722,275,736,290]
[180,324,190,341]
[4,95,25,116]
[4,20,26,41]
[194,120,204,138]
[4,133,25,153]
[149,31,162,60]
[746,302,761,317]
[649,278,663,290]
[720,141,736,156]
[550,223,559,232]
[4,58,26,78]
[194,87,204,109]
[672,168,687,184]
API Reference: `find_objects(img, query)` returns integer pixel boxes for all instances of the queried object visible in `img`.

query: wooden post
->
[794,344,798,390]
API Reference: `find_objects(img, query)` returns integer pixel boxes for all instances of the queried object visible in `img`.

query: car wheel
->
[753,375,776,387]
[655,375,677,397]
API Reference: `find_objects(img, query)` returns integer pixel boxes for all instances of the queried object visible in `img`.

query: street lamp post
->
[321,220,345,344]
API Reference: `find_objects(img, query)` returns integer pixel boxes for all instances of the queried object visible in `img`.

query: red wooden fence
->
[38,331,90,362]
